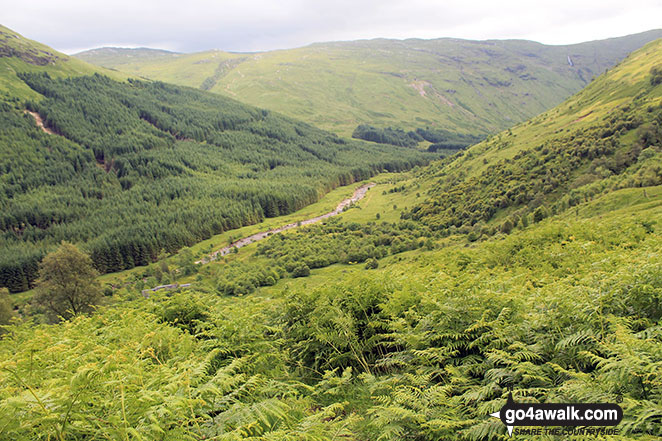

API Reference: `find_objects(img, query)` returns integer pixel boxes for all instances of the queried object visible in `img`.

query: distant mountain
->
[75,47,180,66]
[76,30,662,136]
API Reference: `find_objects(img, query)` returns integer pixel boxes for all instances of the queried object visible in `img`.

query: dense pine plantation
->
[351,124,484,151]
[0,73,431,291]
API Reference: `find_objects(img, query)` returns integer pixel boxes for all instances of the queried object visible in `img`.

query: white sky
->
[2,0,661,54]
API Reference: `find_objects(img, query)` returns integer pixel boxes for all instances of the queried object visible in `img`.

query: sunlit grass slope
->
[0,25,125,99]
[77,31,662,136]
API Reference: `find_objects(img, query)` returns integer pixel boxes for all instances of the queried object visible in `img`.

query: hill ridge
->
[75,30,662,137]
[0,24,125,98]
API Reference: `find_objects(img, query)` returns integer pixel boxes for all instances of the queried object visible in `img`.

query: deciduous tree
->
[0,288,13,331]
[34,242,101,321]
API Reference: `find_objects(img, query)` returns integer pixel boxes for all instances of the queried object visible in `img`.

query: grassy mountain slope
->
[0,25,124,99]
[77,30,662,136]
[0,27,433,292]
[75,47,180,66]
[1,28,661,441]
[407,38,662,234]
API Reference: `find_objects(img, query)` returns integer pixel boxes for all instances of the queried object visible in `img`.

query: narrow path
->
[196,183,375,264]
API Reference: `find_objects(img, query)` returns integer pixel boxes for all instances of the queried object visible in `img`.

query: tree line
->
[352,124,484,151]
[209,218,434,296]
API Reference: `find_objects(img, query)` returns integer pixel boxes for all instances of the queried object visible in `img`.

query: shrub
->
[0,288,13,331]
[364,258,379,270]
[651,65,662,86]
[292,264,311,278]
[533,206,548,223]
[158,295,209,335]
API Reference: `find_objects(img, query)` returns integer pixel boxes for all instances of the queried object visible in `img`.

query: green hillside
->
[0,31,659,441]
[406,39,662,234]
[75,47,180,66]
[0,27,432,292]
[77,30,662,136]
[0,25,124,99]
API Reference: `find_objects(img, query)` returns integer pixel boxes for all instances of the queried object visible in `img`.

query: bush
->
[533,206,548,223]
[292,264,311,278]
[158,295,209,335]
[364,258,379,270]
[500,219,514,234]
[651,65,662,86]
[0,288,13,331]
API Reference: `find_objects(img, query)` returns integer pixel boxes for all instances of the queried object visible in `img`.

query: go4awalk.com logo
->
[490,393,623,437]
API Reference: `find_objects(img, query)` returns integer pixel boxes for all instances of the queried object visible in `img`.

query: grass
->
[259,181,662,303]
[577,185,662,218]
[111,176,662,296]
[3,31,662,439]
[221,184,662,304]
[442,39,662,179]
[10,177,385,302]
[338,172,434,224]
[136,169,437,291]
[76,32,662,137]
[0,25,125,100]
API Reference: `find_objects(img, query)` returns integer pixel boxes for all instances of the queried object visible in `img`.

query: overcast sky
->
[2,0,661,54]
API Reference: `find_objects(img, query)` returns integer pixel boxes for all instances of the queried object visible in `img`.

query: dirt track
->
[196,183,375,264]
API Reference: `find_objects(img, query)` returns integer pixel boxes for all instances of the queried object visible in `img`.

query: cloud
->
[2,0,661,53]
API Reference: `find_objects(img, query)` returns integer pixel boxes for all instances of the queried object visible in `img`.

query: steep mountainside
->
[76,31,662,136]
[0,25,124,99]
[0,27,432,292]
[407,39,662,234]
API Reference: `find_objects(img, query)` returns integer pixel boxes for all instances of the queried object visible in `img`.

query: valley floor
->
[197,182,376,264]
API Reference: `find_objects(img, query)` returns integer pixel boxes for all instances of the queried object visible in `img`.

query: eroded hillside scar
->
[24,110,56,135]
